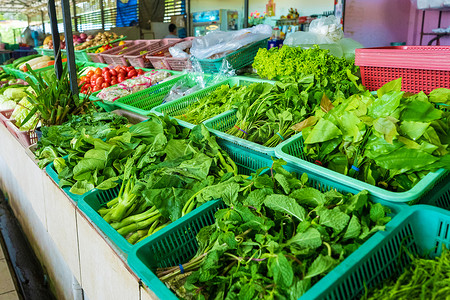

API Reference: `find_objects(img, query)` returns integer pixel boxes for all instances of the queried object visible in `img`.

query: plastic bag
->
[162,59,235,104]
[309,16,344,42]
[336,38,363,60]
[169,40,193,59]
[191,24,272,60]
[284,31,343,58]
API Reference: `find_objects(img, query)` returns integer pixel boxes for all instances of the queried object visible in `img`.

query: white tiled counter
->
[0,124,148,300]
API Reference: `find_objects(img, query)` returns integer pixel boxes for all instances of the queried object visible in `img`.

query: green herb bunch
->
[20,63,92,129]
[296,78,450,192]
[157,160,392,299]
[363,245,450,299]
[253,45,362,97]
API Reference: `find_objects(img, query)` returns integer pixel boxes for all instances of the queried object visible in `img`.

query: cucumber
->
[12,54,42,68]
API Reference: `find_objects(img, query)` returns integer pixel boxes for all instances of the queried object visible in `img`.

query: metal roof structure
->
[0,0,59,15]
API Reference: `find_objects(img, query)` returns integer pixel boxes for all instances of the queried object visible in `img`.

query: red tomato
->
[96,77,105,87]
[102,67,110,74]
[92,86,101,92]
[111,75,117,82]
[126,66,134,72]
[94,68,102,76]
[92,74,99,81]
[118,69,126,77]
[118,76,125,83]
[85,75,91,82]
[102,82,110,88]
[110,69,117,76]
[110,80,118,86]
[103,73,111,81]
[128,70,137,78]
[137,69,144,75]
[86,70,94,77]
[114,66,122,72]
[79,76,87,82]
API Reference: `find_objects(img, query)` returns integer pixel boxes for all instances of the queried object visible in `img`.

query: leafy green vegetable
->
[295,80,450,192]
[156,160,392,299]
[362,245,450,300]
[253,45,362,97]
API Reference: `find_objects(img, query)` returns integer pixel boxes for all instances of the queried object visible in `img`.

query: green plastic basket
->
[46,159,84,202]
[127,177,405,300]
[300,205,450,299]
[418,175,450,209]
[197,38,269,73]
[35,47,55,57]
[274,132,449,204]
[113,74,188,116]
[78,138,276,254]
[204,108,284,156]
[152,76,274,129]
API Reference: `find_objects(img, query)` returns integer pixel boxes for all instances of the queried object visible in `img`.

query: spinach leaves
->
[157,160,392,299]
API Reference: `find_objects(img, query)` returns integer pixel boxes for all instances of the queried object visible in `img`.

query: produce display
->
[95,119,240,244]
[79,65,146,94]
[0,67,27,89]
[295,78,450,192]
[20,64,93,130]
[92,40,126,54]
[253,45,362,96]
[363,246,450,299]
[96,70,172,101]
[0,85,28,111]
[75,32,123,50]
[157,160,392,299]
[42,34,66,50]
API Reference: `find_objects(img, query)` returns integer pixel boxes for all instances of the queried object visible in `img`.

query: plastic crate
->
[45,159,85,202]
[127,178,404,300]
[0,109,13,127]
[355,46,450,93]
[153,76,273,129]
[123,40,166,68]
[5,119,38,147]
[274,132,449,204]
[299,205,450,299]
[145,38,183,70]
[100,42,149,66]
[113,74,187,116]
[197,38,269,73]
[78,138,276,253]
[165,57,192,71]
[418,174,450,209]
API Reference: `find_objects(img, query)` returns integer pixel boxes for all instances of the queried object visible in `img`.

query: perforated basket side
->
[0,109,13,127]
[45,159,84,202]
[274,132,449,203]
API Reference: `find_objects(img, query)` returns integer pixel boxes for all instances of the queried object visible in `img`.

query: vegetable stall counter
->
[0,124,157,300]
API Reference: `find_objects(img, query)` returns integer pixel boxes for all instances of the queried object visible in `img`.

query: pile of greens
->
[253,46,362,97]
[175,84,245,125]
[295,79,450,192]
[54,115,237,196]
[363,245,450,299]
[98,124,241,244]
[157,160,392,299]
[35,111,129,168]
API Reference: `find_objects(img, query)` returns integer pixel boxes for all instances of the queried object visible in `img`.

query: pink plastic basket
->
[165,57,192,71]
[100,42,149,66]
[355,46,450,94]
[6,119,38,147]
[123,40,164,68]
[145,38,183,69]
[0,109,13,127]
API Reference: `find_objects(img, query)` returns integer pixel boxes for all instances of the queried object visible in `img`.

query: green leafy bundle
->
[95,124,241,244]
[363,245,450,299]
[35,111,129,168]
[175,84,247,125]
[297,79,450,192]
[20,63,92,129]
[157,160,392,299]
[252,45,362,97]
[54,115,237,196]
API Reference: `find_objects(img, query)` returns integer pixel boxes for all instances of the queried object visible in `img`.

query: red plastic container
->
[355,46,450,94]
[0,109,13,127]
[6,119,38,147]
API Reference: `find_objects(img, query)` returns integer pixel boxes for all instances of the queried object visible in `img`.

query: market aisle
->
[0,238,19,300]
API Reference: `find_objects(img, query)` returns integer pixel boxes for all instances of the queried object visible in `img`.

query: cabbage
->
[0,100,17,110]
[3,88,27,101]
[11,97,38,131]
